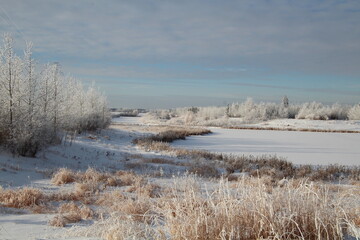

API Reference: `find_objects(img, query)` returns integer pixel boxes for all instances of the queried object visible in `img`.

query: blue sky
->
[1,0,359,108]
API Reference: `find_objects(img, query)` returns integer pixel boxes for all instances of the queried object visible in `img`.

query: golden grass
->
[49,202,94,227]
[77,176,359,240]
[132,128,211,145]
[0,187,44,208]
[141,157,176,165]
[51,168,138,188]
[157,178,353,240]
[188,163,220,178]
[3,165,359,239]
[51,168,78,185]
[49,214,82,227]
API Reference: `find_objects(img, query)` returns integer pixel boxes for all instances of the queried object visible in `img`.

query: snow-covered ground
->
[1,117,360,239]
[242,118,360,131]
[172,127,360,165]
[111,115,145,125]
[0,124,150,240]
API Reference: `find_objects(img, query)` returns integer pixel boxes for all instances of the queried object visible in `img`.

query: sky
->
[0,0,359,108]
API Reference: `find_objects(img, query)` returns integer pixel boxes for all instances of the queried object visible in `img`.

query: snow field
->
[172,127,360,165]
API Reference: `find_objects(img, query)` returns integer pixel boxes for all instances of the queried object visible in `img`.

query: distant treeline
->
[110,108,147,117]
[145,97,360,126]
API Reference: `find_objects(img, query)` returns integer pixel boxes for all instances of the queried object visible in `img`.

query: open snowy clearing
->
[1,117,360,239]
[172,127,360,165]
[239,118,360,132]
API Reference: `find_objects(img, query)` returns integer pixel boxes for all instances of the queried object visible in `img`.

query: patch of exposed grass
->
[156,177,359,240]
[132,128,211,145]
[71,176,360,240]
[52,168,78,185]
[141,157,176,165]
[49,202,95,227]
[0,187,44,208]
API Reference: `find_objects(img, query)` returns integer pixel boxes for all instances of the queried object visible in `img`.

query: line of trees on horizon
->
[0,34,110,157]
[146,96,360,125]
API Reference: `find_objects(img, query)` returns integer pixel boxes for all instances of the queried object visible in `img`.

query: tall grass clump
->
[157,177,359,240]
[75,176,360,240]
[0,187,44,208]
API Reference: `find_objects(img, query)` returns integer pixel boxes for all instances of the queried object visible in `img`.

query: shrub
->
[348,104,360,120]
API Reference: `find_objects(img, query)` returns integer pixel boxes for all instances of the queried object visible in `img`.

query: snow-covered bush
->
[348,104,360,120]
[227,98,288,121]
[0,34,110,156]
[145,98,354,126]
[296,102,348,120]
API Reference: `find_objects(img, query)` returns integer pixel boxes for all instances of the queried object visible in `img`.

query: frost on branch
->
[0,34,110,156]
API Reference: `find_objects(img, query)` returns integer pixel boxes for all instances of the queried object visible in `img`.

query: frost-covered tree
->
[282,95,289,108]
[348,104,360,120]
[0,34,110,156]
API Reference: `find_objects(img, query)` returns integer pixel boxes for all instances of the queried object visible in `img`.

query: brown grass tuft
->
[51,168,78,185]
[142,157,176,165]
[115,170,143,186]
[156,177,359,240]
[49,213,82,227]
[188,163,220,178]
[96,190,126,207]
[50,202,94,227]
[0,187,44,208]
[110,198,153,223]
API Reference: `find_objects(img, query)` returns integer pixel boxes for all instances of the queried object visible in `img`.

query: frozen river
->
[172,128,360,165]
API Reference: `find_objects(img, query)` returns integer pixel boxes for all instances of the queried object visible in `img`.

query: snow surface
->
[172,127,360,165]
[1,117,360,239]
[111,116,144,125]
[243,119,360,131]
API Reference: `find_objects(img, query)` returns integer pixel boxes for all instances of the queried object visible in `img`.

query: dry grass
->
[3,163,359,239]
[127,182,162,198]
[49,214,82,227]
[51,168,78,185]
[115,170,144,186]
[70,213,160,240]
[51,168,138,188]
[141,157,176,165]
[110,198,153,223]
[0,187,44,208]
[49,202,95,227]
[188,163,220,178]
[74,176,360,240]
[132,128,211,145]
[156,178,359,240]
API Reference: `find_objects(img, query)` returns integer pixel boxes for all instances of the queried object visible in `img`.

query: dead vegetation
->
[132,127,211,144]
[69,175,360,240]
[49,202,95,227]
[51,167,137,188]
[2,166,359,239]
[0,187,44,209]
[155,177,359,240]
